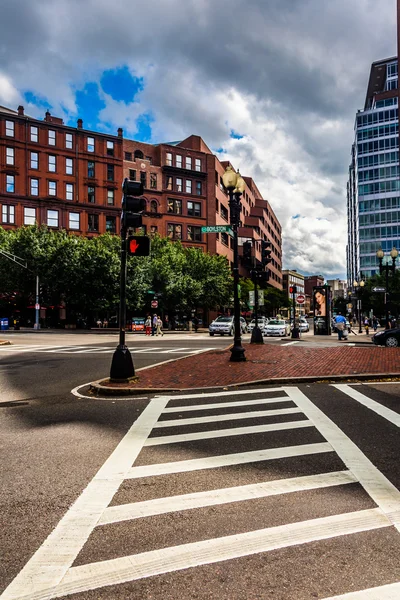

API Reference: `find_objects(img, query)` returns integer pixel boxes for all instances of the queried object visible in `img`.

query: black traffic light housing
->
[122,179,145,230]
[242,241,252,268]
[261,240,272,267]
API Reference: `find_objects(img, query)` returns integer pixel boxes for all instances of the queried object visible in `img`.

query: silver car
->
[209,316,247,336]
[263,319,291,337]
[248,317,268,332]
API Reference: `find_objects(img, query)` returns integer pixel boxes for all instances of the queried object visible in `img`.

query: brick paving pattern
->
[134,345,400,389]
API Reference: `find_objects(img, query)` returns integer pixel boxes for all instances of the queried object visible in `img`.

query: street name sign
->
[296,294,305,304]
[201,225,233,234]
[372,287,386,292]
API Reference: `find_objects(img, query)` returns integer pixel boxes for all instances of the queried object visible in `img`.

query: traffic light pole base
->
[250,327,264,344]
[230,339,246,362]
[291,328,300,339]
[110,345,135,381]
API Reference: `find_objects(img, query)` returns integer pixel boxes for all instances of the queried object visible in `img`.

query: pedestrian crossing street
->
[0,344,216,355]
[2,385,400,599]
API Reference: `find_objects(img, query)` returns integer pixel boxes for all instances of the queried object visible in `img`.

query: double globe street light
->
[222,166,246,362]
[376,247,398,329]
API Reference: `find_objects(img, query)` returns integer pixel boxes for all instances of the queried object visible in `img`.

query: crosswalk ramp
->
[2,386,400,599]
[0,344,215,355]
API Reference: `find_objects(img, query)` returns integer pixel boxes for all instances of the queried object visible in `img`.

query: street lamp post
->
[223,166,246,362]
[353,279,365,333]
[376,247,398,329]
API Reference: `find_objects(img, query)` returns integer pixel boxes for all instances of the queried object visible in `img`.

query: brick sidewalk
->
[100,344,400,391]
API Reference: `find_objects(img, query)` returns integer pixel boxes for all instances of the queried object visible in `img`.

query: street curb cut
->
[89,371,400,396]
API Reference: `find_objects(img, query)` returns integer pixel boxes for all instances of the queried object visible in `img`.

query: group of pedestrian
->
[145,314,163,336]
[96,318,108,328]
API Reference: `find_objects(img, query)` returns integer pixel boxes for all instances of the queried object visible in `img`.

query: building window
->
[150,200,158,213]
[167,223,182,240]
[66,158,73,175]
[6,147,14,165]
[6,175,14,193]
[30,126,38,142]
[125,151,132,161]
[107,189,114,205]
[30,178,39,196]
[166,176,173,190]
[221,232,229,246]
[150,173,157,189]
[106,140,114,156]
[87,161,95,178]
[24,207,36,225]
[87,137,95,152]
[48,155,56,172]
[176,177,183,192]
[195,158,201,172]
[88,214,99,232]
[106,216,116,233]
[196,181,202,195]
[65,133,73,149]
[48,181,56,196]
[186,156,192,170]
[47,209,58,228]
[220,204,228,221]
[48,130,56,146]
[107,164,114,181]
[6,120,14,137]
[176,154,182,168]
[88,186,95,203]
[66,183,74,201]
[140,171,146,188]
[2,204,15,224]
[216,199,219,212]
[166,152,172,166]
[69,212,80,230]
[185,179,192,194]
[167,198,182,214]
[134,149,143,160]
[30,152,38,169]
[187,226,202,242]
[129,169,136,181]
[150,225,158,235]
[187,201,201,217]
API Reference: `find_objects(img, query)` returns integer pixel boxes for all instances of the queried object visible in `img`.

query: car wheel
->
[229,328,233,336]
[209,332,214,336]
[385,336,399,348]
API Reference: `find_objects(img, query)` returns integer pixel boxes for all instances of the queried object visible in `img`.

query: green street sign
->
[201,225,233,234]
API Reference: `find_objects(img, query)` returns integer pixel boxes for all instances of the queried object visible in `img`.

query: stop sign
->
[151,300,158,308]
[296,294,305,304]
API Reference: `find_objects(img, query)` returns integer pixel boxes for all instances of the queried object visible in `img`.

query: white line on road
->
[322,581,400,599]
[333,384,400,428]
[283,387,400,531]
[99,470,356,525]
[282,341,300,346]
[163,395,294,413]
[154,406,302,427]
[37,509,390,599]
[158,386,288,401]
[144,419,313,446]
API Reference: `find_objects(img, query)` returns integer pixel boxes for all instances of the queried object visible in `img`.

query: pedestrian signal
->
[127,236,151,257]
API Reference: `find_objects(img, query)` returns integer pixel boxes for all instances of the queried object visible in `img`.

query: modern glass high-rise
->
[347,57,399,284]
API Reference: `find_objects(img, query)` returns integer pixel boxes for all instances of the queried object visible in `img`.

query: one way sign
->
[127,236,151,256]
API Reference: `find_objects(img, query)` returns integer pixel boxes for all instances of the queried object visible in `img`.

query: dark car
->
[372,327,400,347]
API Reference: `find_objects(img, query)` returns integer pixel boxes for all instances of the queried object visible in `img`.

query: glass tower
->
[347,57,399,284]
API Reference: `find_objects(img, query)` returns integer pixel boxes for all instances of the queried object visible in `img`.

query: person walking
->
[364,316,369,335]
[152,314,157,336]
[334,313,346,341]
[156,315,164,336]
[372,316,378,332]
[193,316,199,333]
[145,315,151,336]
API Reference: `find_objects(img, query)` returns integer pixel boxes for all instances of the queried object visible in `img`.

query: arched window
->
[150,200,158,213]
[134,150,144,160]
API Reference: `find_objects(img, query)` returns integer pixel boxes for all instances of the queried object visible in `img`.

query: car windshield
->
[268,320,285,325]
[214,317,232,323]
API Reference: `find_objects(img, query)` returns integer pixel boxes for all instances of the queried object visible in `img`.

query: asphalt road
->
[2,331,395,600]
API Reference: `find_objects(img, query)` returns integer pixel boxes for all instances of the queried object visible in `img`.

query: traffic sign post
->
[372,287,386,292]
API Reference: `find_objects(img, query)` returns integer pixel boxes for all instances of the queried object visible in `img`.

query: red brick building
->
[0,105,123,235]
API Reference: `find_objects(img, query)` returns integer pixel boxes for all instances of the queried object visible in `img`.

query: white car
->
[248,317,268,332]
[298,318,309,332]
[263,319,291,337]
[209,316,247,336]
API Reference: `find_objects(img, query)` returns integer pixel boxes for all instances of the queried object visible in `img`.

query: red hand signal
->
[129,239,139,254]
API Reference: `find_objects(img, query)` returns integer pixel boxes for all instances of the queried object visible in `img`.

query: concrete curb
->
[89,371,400,396]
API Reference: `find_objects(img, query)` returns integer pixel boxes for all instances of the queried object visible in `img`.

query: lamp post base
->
[110,346,135,381]
[230,341,246,362]
[251,327,264,344]
[291,327,300,339]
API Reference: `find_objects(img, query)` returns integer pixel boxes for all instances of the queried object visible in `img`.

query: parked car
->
[209,316,247,336]
[298,318,309,332]
[248,317,268,332]
[263,319,291,337]
[372,327,400,347]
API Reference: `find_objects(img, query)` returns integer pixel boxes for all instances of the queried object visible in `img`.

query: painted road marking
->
[0,396,169,600]
[333,384,400,428]
[144,419,313,446]
[322,580,400,598]
[126,441,334,479]
[0,345,214,355]
[99,470,356,525]
[283,387,400,530]
[154,406,302,427]
[157,386,286,401]
[163,395,294,413]
[38,509,390,599]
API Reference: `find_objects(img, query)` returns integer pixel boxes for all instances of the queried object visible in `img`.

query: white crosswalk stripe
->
[0,344,216,355]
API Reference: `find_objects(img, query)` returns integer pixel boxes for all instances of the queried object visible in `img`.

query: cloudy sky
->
[0,0,397,278]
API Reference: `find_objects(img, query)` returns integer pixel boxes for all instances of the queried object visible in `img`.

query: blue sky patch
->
[100,66,144,103]
[230,129,244,139]
[292,214,300,219]
[24,90,49,109]
[72,82,106,130]
[135,112,154,142]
